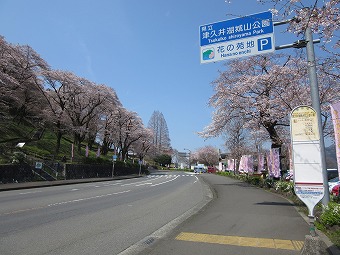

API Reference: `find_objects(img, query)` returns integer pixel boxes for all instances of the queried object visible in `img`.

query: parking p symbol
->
[258,37,272,51]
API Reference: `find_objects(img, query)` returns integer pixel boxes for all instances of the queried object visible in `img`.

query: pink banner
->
[271,148,280,178]
[96,147,101,158]
[247,155,254,174]
[85,145,89,157]
[330,102,340,177]
[238,156,245,173]
[239,155,253,174]
[288,144,293,170]
[257,154,264,173]
[266,151,272,176]
[227,159,235,171]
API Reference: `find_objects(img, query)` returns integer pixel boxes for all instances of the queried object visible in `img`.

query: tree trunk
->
[54,120,63,154]
[55,131,62,154]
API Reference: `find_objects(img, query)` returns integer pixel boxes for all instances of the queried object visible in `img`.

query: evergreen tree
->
[147,111,171,153]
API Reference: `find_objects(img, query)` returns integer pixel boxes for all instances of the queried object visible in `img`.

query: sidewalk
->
[132,174,339,255]
[0,174,142,192]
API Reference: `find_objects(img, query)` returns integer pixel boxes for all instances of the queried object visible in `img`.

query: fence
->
[0,164,34,183]
[63,163,142,179]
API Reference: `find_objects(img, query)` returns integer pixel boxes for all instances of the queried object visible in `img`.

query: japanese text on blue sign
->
[199,11,273,47]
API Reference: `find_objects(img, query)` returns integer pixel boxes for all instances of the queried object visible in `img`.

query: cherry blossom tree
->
[192,146,220,166]
[257,0,339,79]
[108,107,148,160]
[224,118,252,163]
[84,85,121,151]
[199,53,340,151]
[65,79,121,152]
[258,0,339,39]
[131,127,155,161]
[39,70,74,153]
[0,36,49,123]
[0,35,152,161]
[41,69,121,153]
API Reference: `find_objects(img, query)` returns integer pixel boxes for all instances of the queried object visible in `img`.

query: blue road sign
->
[200,11,275,63]
[199,11,273,47]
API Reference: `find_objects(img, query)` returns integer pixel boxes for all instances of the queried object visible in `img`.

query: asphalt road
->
[0,171,209,255]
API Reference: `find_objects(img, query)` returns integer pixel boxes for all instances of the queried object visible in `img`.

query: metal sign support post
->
[112,160,115,178]
[274,21,330,207]
[112,155,117,178]
[305,27,330,205]
[309,216,317,237]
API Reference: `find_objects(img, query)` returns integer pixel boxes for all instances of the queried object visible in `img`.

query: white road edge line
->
[47,190,131,207]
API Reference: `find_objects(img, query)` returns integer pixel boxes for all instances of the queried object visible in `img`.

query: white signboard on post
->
[291,106,324,216]
[199,11,275,64]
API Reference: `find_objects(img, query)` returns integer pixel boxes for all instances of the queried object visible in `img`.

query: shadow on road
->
[255,201,294,206]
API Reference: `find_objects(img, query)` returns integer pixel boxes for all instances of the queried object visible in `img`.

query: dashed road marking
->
[148,174,197,178]
[175,232,304,251]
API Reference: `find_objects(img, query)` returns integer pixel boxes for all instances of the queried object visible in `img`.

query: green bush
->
[274,181,294,194]
[263,178,275,189]
[247,176,262,186]
[332,195,340,203]
[82,156,111,164]
[217,171,233,177]
[319,202,340,227]
[11,151,27,164]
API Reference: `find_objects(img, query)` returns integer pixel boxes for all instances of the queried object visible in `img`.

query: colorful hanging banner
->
[330,102,340,177]
[85,145,89,157]
[257,154,264,173]
[271,148,280,178]
[266,151,272,176]
[71,143,74,159]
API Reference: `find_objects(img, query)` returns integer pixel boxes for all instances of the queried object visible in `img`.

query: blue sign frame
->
[200,11,273,47]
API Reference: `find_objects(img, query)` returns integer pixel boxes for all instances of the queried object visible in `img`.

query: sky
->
[0,0,304,153]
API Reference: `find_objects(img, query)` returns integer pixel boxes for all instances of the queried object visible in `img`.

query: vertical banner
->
[288,144,294,170]
[71,143,74,161]
[330,102,340,177]
[271,148,280,178]
[227,159,234,172]
[257,154,264,173]
[239,155,254,174]
[96,147,101,158]
[266,151,272,177]
[266,149,280,178]
[85,145,89,157]
[245,155,254,174]
[239,156,245,173]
